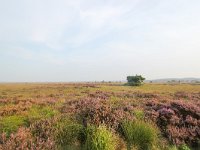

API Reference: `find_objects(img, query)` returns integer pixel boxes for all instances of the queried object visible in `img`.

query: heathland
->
[0,83,199,150]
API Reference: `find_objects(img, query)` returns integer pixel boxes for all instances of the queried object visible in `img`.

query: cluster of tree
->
[126,75,145,86]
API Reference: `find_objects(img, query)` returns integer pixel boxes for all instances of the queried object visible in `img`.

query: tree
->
[126,75,145,86]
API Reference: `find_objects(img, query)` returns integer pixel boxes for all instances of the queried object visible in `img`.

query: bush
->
[121,120,159,150]
[68,98,133,130]
[145,100,200,146]
[30,116,84,149]
[0,127,56,150]
[30,117,57,141]
[84,125,117,150]
[126,75,145,86]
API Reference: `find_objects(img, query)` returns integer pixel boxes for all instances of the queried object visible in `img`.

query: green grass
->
[84,125,117,150]
[54,118,84,148]
[27,105,59,123]
[179,144,191,150]
[167,145,178,150]
[121,120,159,150]
[133,109,144,120]
[0,115,28,135]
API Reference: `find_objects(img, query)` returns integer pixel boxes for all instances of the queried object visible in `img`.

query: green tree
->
[126,75,145,86]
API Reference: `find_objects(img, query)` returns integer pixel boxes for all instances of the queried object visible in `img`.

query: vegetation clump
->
[179,144,191,150]
[146,100,200,147]
[0,127,56,150]
[84,125,117,150]
[126,75,145,86]
[67,98,134,129]
[121,120,159,150]
[54,118,84,148]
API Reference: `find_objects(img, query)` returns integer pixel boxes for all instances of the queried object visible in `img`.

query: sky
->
[0,0,200,82]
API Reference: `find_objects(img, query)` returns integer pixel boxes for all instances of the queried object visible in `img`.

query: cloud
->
[3,46,66,65]
[0,0,200,81]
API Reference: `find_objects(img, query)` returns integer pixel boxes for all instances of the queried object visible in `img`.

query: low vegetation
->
[84,125,117,150]
[121,120,159,150]
[0,83,199,149]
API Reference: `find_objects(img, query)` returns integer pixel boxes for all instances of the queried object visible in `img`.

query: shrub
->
[68,98,133,130]
[145,100,200,147]
[30,118,56,141]
[84,125,117,150]
[121,120,159,150]
[126,75,145,86]
[0,127,56,150]
[30,116,85,149]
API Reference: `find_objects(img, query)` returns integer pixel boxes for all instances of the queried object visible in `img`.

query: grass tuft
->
[121,120,159,150]
[84,125,117,150]
[54,118,84,148]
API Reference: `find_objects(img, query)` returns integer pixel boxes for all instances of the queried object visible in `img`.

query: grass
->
[27,105,59,123]
[121,120,159,150]
[179,144,191,150]
[133,109,144,120]
[0,83,199,149]
[84,125,117,150]
[167,145,178,150]
[1,83,200,100]
[0,115,28,135]
[54,118,84,148]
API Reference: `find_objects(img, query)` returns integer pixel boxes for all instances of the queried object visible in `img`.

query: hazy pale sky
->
[0,0,200,82]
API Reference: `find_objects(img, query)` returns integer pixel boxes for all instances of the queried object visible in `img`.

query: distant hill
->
[146,78,200,83]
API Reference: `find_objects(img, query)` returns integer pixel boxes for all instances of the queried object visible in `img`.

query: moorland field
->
[0,83,200,150]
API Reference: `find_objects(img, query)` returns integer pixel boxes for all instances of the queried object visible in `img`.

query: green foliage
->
[127,75,145,86]
[167,145,178,150]
[84,125,116,150]
[179,144,191,150]
[27,106,58,123]
[0,115,28,135]
[54,118,84,148]
[121,120,158,150]
[133,109,144,120]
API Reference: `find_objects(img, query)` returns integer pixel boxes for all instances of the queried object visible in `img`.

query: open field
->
[0,83,200,150]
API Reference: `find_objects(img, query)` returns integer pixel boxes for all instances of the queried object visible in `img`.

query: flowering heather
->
[88,90,112,100]
[146,100,200,147]
[0,127,56,150]
[67,98,135,129]
[1,83,200,149]
[174,91,200,101]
